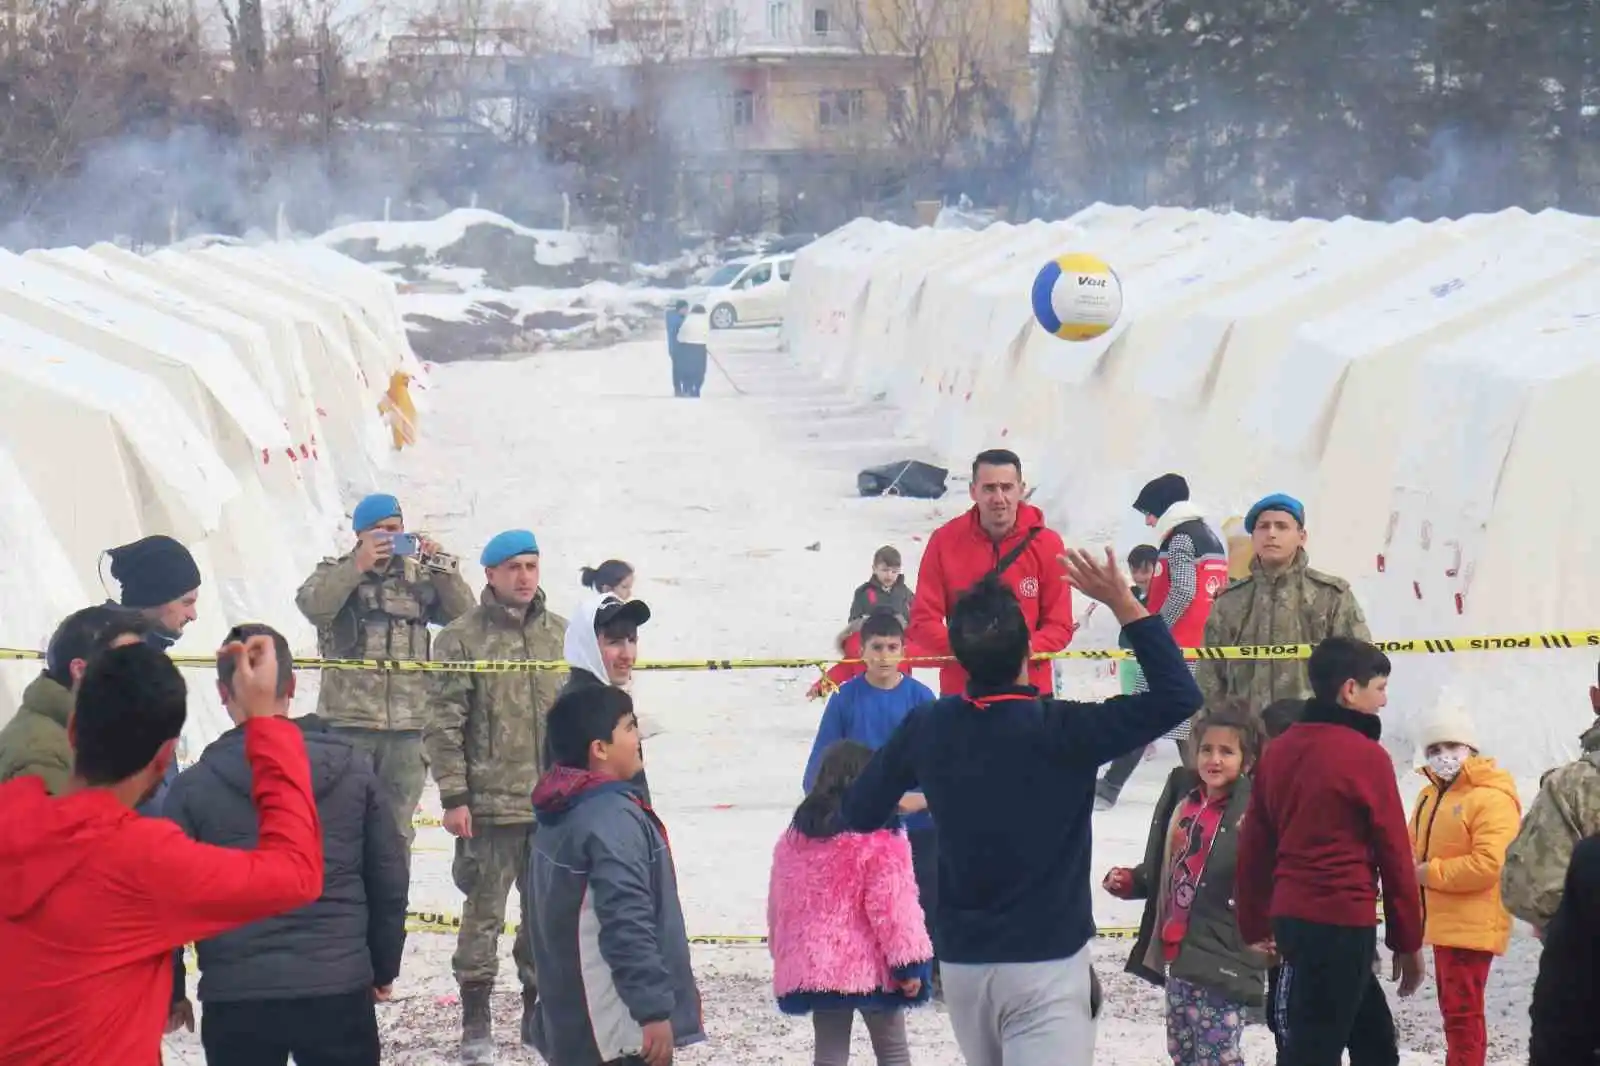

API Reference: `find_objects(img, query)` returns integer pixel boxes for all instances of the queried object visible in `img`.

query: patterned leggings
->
[1165,977,1246,1066]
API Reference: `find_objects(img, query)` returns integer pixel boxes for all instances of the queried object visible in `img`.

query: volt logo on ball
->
[1030,252,1124,341]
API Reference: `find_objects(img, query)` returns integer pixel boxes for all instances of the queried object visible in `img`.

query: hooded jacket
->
[559,596,652,807]
[1235,700,1423,954]
[165,716,409,1003]
[0,716,324,1066]
[907,502,1075,695]
[1146,502,1229,649]
[848,576,915,625]
[526,766,704,1066]
[1409,755,1520,955]
[425,587,568,822]
[0,673,75,795]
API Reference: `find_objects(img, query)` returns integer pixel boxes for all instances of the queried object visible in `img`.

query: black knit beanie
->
[107,535,201,609]
[1132,474,1190,518]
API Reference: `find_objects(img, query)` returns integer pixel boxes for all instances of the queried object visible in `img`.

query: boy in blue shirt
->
[802,611,940,976]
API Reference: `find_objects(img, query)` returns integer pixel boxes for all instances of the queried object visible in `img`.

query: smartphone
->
[385,532,420,557]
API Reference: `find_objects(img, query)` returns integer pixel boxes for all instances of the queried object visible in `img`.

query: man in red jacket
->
[0,636,325,1066]
[1235,636,1425,1066]
[908,449,1074,695]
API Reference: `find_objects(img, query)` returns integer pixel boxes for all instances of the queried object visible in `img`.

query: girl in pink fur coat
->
[768,740,933,1066]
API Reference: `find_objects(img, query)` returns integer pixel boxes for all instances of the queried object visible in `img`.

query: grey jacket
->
[165,715,410,1002]
[527,766,703,1065]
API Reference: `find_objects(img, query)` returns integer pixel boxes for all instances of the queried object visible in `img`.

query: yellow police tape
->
[399,906,1141,944]
[3,627,1596,674]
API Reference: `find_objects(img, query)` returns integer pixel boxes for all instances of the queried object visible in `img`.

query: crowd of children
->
[776,540,1535,1066]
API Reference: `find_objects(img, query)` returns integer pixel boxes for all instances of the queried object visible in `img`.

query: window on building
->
[767,0,790,37]
[732,89,755,126]
[818,88,864,127]
[812,6,830,33]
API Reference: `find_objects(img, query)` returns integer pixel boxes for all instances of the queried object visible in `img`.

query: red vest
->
[1147,517,1229,648]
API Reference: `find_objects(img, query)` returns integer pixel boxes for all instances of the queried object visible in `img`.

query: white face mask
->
[1426,744,1473,780]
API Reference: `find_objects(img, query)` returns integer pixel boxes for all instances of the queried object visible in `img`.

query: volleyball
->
[1030,253,1123,341]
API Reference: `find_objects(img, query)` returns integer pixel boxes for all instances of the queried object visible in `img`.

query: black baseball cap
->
[594,594,651,630]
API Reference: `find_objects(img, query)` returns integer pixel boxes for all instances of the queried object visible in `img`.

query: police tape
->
[399,906,1142,944]
[3,627,1598,674]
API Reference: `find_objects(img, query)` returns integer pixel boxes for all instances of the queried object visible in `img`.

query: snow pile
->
[784,206,1600,778]
[0,240,419,750]
[314,210,685,361]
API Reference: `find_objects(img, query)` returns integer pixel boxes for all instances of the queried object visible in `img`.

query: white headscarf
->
[563,591,611,683]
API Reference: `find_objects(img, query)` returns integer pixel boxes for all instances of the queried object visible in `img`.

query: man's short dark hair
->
[971,449,1022,480]
[1308,636,1392,704]
[1261,698,1305,739]
[860,611,905,642]
[597,618,638,642]
[1127,545,1159,571]
[73,642,187,785]
[43,606,151,688]
[546,685,635,769]
[216,623,294,700]
[948,574,1031,688]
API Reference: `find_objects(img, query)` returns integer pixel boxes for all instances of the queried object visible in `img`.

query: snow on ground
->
[163,330,1535,1065]
[317,209,619,265]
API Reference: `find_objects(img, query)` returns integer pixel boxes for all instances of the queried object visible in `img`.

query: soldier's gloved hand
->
[443,806,473,839]
[354,530,393,573]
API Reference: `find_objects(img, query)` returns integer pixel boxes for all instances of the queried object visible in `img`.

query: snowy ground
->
[163,330,1536,1064]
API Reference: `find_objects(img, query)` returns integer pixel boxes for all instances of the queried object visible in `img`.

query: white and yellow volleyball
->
[1030,252,1124,341]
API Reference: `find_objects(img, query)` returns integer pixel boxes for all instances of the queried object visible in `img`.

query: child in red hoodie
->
[0,637,324,1066]
[1235,636,1425,1065]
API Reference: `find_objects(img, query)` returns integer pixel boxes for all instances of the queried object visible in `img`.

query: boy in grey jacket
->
[525,685,703,1066]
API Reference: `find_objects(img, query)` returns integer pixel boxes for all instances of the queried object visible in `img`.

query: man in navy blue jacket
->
[841,546,1203,1066]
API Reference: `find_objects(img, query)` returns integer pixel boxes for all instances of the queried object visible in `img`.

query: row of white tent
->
[783,205,1600,778]
[0,239,422,745]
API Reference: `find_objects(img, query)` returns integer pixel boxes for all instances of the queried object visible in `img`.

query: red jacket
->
[907,503,1074,695]
[1235,700,1423,954]
[0,717,325,1066]
[1146,502,1229,649]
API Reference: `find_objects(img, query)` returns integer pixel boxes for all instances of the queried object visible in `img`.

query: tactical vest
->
[1148,518,1230,648]
[320,570,440,663]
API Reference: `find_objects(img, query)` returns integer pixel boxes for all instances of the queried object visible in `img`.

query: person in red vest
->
[907,449,1074,695]
[1096,473,1229,810]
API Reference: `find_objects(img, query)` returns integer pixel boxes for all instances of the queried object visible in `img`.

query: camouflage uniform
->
[1500,719,1600,929]
[424,587,567,990]
[296,550,475,849]
[1195,548,1372,713]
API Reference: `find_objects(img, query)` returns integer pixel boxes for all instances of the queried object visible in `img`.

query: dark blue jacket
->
[137,623,180,817]
[665,310,686,358]
[840,615,1202,966]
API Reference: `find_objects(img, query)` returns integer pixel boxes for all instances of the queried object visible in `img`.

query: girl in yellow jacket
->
[1408,708,1522,1066]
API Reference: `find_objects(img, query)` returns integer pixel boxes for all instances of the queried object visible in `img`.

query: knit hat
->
[1132,474,1189,518]
[1245,493,1305,532]
[1415,704,1480,752]
[352,493,401,533]
[481,529,540,568]
[107,535,201,609]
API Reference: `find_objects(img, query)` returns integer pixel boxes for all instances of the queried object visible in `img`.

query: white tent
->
[787,206,1600,776]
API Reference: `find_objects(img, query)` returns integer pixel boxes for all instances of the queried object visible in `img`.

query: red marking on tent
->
[1376,554,1386,573]
[261,448,270,465]
[316,407,328,417]
[300,444,311,459]
[712,803,734,810]
[1412,581,1422,600]
[1000,427,1010,438]
[964,390,973,402]
[1454,592,1464,615]
[286,448,299,462]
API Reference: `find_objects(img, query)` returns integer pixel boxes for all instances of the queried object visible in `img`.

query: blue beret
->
[1246,493,1305,532]
[481,529,540,567]
[352,493,401,532]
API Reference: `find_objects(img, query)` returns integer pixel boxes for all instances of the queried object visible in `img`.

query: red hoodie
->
[0,716,325,1066]
[1234,700,1424,955]
[907,503,1074,695]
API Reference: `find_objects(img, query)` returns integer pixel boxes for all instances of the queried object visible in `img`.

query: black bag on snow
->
[856,460,949,499]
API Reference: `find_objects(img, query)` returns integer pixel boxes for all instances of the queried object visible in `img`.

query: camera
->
[420,550,459,574]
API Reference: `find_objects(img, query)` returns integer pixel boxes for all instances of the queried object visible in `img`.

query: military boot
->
[459,981,495,1066]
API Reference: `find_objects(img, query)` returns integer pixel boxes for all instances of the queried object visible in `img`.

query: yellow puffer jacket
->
[1409,756,1522,955]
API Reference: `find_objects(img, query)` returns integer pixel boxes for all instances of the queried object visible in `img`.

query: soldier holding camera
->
[296,492,475,850]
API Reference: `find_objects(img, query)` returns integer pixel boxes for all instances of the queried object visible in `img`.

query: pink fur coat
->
[767,826,933,1007]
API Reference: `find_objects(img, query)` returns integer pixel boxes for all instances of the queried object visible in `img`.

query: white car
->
[698,254,795,329]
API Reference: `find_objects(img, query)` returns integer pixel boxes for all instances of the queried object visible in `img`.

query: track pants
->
[1435,946,1493,1066]
[942,946,1096,1066]
[1271,918,1398,1066]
